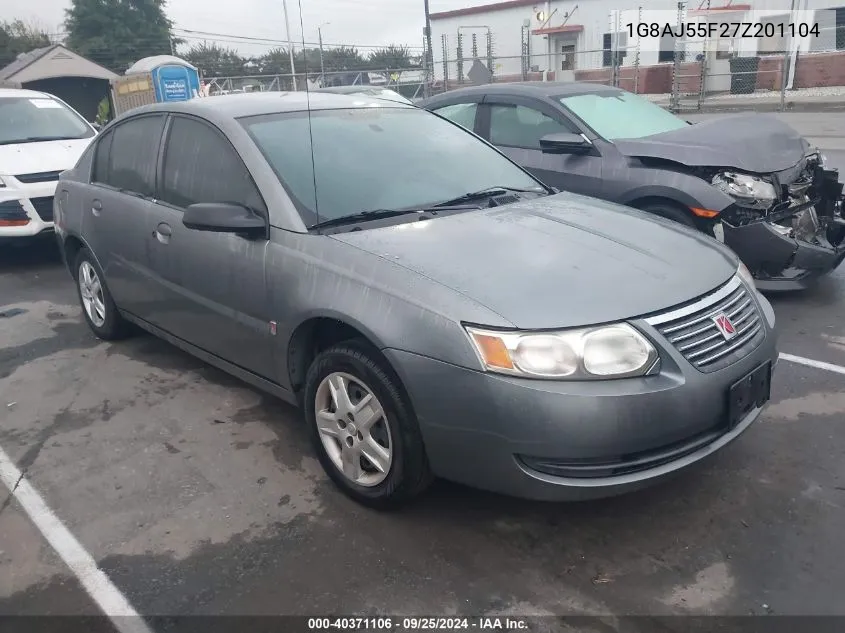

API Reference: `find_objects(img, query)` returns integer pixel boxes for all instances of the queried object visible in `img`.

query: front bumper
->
[721,166,845,291]
[0,177,58,239]
[723,219,845,291]
[386,289,778,502]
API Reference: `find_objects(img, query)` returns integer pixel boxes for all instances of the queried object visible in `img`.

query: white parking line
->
[780,353,845,376]
[0,445,153,633]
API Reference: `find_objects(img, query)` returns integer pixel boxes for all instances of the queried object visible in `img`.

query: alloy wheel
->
[314,371,393,487]
[78,260,106,328]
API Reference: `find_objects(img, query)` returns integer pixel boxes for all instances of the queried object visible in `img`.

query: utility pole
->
[282,0,297,90]
[318,28,325,78]
[423,0,433,97]
[318,23,330,81]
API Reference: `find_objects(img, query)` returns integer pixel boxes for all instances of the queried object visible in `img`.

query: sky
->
[7,0,486,56]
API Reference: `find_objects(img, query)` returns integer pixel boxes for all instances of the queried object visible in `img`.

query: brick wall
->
[450,49,845,95]
[794,51,845,89]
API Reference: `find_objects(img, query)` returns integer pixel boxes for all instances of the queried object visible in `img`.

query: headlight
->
[712,171,776,210]
[737,260,756,289]
[465,323,658,380]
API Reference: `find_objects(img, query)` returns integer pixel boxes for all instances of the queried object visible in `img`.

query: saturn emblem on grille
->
[712,313,737,341]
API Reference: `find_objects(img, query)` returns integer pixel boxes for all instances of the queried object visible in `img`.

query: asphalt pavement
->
[1,113,845,630]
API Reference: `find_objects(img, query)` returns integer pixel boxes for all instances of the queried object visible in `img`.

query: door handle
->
[154,222,172,244]
[92,199,102,217]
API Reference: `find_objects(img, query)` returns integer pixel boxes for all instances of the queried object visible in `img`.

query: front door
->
[81,114,167,316]
[481,97,603,195]
[145,114,275,380]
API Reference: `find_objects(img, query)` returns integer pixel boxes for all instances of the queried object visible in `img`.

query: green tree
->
[182,42,246,77]
[64,0,176,74]
[367,44,416,71]
[0,20,52,67]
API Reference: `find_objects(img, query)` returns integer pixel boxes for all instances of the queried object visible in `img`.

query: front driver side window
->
[433,103,478,131]
[160,116,266,214]
[490,104,575,150]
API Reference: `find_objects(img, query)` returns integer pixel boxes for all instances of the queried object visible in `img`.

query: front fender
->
[619,169,735,215]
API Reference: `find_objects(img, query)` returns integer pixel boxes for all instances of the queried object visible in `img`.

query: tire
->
[636,201,697,229]
[74,248,131,341]
[303,340,432,509]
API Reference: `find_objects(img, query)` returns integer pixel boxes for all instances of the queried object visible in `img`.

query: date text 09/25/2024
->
[627,21,820,39]
[307,617,529,630]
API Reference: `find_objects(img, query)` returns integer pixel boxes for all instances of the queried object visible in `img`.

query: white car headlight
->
[465,323,658,380]
[737,261,756,289]
[712,171,776,210]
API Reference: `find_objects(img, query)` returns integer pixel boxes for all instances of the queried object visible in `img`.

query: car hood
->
[0,138,94,177]
[613,114,811,173]
[330,192,737,330]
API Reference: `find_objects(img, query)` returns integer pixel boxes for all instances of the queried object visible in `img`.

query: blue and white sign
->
[162,78,189,101]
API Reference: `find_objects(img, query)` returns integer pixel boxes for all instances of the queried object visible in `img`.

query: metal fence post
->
[456,32,464,84]
[441,34,449,92]
[486,30,494,83]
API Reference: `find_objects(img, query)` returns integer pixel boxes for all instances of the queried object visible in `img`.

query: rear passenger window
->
[103,115,165,196]
[91,130,114,184]
[160,116,265,213]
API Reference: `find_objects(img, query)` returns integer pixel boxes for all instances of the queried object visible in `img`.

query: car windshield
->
[0,96,94,145]
[559,90,688,141]
[240,106,545,226]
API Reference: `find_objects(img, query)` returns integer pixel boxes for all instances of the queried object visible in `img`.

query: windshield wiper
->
[0,135,83,145]
[309,208,430,230]
[430,185,548,208]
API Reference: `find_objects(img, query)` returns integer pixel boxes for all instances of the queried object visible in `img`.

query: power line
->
[173,28,423,50]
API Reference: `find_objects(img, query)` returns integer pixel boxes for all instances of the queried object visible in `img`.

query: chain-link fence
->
[200,67,429,101]
[429,8,845,112]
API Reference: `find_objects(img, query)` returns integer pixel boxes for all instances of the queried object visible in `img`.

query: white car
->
[0,88,97,243]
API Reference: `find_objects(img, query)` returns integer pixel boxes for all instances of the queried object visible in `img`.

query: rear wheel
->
[74,248,130,340]
[303,340,432,509]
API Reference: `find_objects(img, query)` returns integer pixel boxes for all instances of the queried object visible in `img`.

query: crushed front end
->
[711,153,845,291]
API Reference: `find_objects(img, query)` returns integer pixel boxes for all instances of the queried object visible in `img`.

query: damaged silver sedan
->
[420,83,845,291]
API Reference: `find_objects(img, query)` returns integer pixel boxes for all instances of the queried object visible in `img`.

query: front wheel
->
[636,201,697,229]
[303,340,432,509]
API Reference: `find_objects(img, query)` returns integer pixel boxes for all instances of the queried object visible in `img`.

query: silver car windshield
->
[240,106,545,225]
[559,91,688,141]
[0,96,95,145]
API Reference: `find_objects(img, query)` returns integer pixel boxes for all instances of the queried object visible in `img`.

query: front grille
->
[645,276,764,373]
[518,428,725,479]
[29,196,55,222]
[0,200,29,222]
[15,170,62,184]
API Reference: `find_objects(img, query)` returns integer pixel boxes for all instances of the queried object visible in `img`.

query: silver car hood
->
[331,193,737,330]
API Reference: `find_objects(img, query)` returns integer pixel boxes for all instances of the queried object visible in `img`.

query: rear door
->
[479,95,604,194]
[81,114,167,315]
[144,114,275,379]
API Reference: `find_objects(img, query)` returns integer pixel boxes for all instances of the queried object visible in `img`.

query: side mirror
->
[539,133,592,154]
[183,202,266,238]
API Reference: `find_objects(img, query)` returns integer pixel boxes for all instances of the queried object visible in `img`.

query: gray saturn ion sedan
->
[54,92,778,508]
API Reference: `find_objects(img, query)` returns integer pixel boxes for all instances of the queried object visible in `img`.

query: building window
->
[658,29,685,63]
[602,32,627,67]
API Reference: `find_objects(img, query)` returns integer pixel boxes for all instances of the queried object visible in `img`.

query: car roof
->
[426,81,623,99]
[124,91,413,123]
[0,87,54,100]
